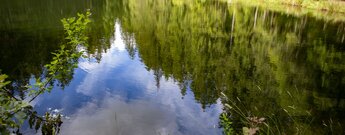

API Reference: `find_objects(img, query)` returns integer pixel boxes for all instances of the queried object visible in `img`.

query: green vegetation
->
[219,113,235,135]
[115,0,345,134]
[0,11,90,134]
[227,0,345,13]
[0,0,344,134]
[227,0,345,22]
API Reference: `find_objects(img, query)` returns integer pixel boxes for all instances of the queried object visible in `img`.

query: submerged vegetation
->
[0,11,90,134]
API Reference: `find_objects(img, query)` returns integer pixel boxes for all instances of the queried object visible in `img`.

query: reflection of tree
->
[0,0,116,134]
[119,0,345,134]
[0,11,91,134]
[0,30,62,99]
[122,32,137,59]
[85,0,119,61]
[0,0,118,90]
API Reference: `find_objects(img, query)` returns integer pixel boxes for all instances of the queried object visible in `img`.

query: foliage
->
[219,113,234,135]
[61,12,91,47]
[45,10,91,88]
[226,0,345,23]
[0,74,29,134]
[225,0,345,14]
[0,11,91,134]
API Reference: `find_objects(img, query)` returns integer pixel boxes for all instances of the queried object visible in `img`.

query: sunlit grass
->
[219,92,315,134]
[222,0,345,22]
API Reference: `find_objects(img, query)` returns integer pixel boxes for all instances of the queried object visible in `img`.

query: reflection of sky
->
[31,23,223,135]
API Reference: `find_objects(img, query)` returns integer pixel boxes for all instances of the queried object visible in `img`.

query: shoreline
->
[228,0,345,13]
[224,0,345,22]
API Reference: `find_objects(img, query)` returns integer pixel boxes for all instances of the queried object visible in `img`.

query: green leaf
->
[35,118,41,131]
[20,101,31,108]
[28,114,35,129]
[15,111,27,125]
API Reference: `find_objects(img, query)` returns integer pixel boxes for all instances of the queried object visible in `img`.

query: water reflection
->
[33,23,222,134]
[60,95,178,135]
[1,0,345,134]
[59,94,220,135]
[116,0,345,134]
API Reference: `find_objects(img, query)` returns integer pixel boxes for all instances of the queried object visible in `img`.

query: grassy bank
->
[223,0,345,22]
[229,0,345,12]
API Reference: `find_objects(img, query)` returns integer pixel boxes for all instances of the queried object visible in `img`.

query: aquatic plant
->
[220,91,316,135]
[219,113,234,135]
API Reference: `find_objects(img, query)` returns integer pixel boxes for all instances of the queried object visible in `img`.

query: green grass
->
[221,0,345,22]
[219,92,315,135]
[227,0,345,13]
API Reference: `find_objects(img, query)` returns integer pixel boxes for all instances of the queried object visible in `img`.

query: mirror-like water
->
[1,0,344,134]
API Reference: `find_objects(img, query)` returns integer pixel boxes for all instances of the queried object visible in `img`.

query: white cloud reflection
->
[55,22,222,135]
[60,95,180,135]
[76,23,129,96]
[59,76,222,134]
[78,23,127,74]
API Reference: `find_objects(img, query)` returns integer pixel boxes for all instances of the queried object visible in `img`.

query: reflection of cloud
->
[76,23,129,96]
[52,22,222,135]
[146,77,223,135]
[60,95,181,135]
[60,79,222,135]
[113,23,125,52]
[78,60,98,73]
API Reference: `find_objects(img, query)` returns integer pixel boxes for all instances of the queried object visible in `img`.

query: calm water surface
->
[0,0,345,134]
[27,23,222,135]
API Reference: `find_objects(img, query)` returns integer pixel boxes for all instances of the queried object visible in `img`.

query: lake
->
[0,0,344,134]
